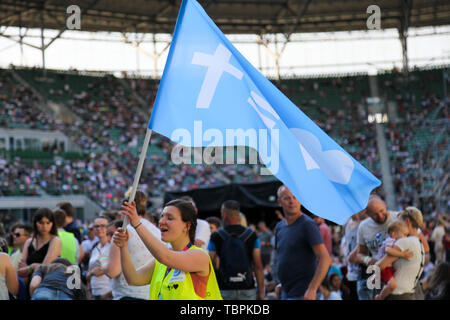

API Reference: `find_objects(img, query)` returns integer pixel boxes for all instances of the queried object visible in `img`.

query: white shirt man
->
[357,210,398,258]
[350,195,397,300]
[431,224,446,263]
[82,233,99,254]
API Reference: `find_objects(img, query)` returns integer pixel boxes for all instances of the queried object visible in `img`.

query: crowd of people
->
[1,66,448,214]
[279,68,448,211]
[0,186,449,300]
[0,65,448,301]
[1,67,274,209]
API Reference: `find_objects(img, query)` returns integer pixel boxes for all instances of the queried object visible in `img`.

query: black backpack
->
[217,228,255,290]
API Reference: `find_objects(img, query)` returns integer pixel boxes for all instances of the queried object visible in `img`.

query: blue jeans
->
[280,290,321,300]
[221,289,257,300]
[32,287,73,300]
[356,280,380,300]
[9,277,29,300]
[281,290,303,300]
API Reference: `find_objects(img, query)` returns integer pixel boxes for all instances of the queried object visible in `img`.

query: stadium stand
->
[0,65,448,216]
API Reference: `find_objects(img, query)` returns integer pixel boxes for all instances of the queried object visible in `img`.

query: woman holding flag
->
[113,199,222,300]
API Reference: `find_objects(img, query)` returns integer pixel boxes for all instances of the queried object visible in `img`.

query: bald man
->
[349,195,398,300]
[274,185,331,300]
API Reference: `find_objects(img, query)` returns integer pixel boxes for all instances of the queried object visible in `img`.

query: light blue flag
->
[148,0,381,224]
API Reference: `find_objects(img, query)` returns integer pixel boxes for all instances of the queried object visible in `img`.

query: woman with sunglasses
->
[113,199,222,300]
[86,216,112,300]
[18,208,61,284]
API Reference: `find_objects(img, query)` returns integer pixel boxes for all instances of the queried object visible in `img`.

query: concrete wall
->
[0,128,80,152]
[0,195,104,223]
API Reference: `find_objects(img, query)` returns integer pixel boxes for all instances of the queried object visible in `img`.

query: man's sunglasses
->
[13,233,27,237]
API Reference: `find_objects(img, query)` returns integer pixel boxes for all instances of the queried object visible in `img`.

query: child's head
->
[387,220,408,240]
[328,273,342,291]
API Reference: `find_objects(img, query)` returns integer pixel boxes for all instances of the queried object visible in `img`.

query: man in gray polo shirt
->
[349,195,397,300]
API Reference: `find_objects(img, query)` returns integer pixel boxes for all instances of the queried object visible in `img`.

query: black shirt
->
[210,225,258,261]
[27,241,50,265]
[64,221,82,243]
[209,225,258,290]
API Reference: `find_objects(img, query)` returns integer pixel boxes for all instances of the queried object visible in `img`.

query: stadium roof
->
[1,0,450,35]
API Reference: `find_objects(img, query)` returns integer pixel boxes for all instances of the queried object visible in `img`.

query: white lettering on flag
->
[290,128,355,184]
[298,144,320,170]
[192,43,243,109]
[247,91,280,130]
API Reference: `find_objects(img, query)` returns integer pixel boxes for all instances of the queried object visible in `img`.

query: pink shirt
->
[319,222,332,256]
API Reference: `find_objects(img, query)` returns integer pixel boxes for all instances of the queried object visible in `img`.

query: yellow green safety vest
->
[149,245,222,300]
[57,230,77,264]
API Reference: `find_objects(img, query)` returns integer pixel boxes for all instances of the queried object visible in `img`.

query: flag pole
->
[122,127,153,230]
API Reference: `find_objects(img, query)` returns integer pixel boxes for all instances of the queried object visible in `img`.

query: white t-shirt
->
[431,226,445,247]
[10,250,22,271]
[82,237,99,253]
[357,211,398,257]
[343,218,361,281]
[74,237,80,262]
[0,274,8,300]
[328,290,343,300]
[392,236,425,295]
[111,218,161,300]
[320,290,343,300]
[89,241,111,296]
[195,218,211,251]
